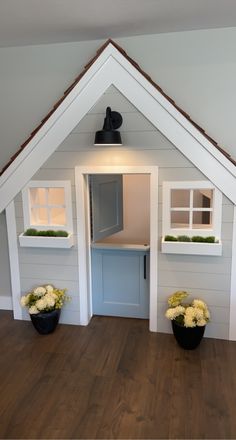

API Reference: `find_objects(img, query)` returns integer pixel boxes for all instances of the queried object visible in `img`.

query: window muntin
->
[170,188,213,230]
[163,181,222,238]
[22,181,73,232]
[29,187,66,227]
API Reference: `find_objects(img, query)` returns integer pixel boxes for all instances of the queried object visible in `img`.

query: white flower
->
[184,306,196,327]
[165,308,175,320]
[36,298,47,311]
[168,291,188,307]
[44,293,55,308]
[34,286,46,297]
[197,318,207,327]
[192,299,210,322]
[184,314,196,327]
[20,295,28,307]
[193,308,204,320]
[165,305,185,320]
[20,284,69,314]
[192,299,207,311]
[165,291,210,328]
[184,317,195,327]
[45,285,54,294]
[51,292,58,300]
[29,305,40,314]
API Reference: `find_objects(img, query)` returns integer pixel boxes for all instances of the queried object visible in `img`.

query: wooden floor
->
[0,311,236,439]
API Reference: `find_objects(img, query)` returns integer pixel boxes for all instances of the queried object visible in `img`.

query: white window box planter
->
[161,238,222,256]
[19,233,74,249]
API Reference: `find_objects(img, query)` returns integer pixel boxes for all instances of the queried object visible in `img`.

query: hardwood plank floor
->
[0,310,236,439]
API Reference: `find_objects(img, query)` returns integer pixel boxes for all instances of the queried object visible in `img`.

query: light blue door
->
[92,248,149,319]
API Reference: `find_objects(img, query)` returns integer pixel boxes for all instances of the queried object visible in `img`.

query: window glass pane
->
[30,188,46,205]
[31,207,48,225]
[49,208,66,226]
[193,189,213,208]
[192,211,212,228]
[171,211,190,228]
[171,189,190,208]
[30,207,38,225]
[48,188,65,205]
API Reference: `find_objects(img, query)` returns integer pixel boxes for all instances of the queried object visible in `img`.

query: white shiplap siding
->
[14,86,234,338]
[16,178,80,325]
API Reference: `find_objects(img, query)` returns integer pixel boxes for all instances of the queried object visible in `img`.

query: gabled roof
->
[0,39,236,212]
[1,38,235,178]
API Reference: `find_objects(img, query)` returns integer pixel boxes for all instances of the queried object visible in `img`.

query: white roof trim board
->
[0,40,235,213]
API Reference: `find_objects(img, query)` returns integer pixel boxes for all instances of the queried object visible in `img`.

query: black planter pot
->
[172,320,205,350]
[30,309,61,334]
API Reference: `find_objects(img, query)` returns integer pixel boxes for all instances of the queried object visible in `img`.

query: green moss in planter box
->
[192,236,216,243]
[164,234,217,243]
[177,235,191,242]
[164,235,178,242]
[55,230,69,237]
[204,236,216,243]
[24,228,38,236]
[36,230,54,236]
[191,236,205,243]
[24,228,69,237]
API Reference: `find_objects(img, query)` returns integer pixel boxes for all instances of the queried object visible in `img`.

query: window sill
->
[19,233,74,249]
[161,238,222,256]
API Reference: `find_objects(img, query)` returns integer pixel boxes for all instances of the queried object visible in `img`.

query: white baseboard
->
[0,296,13,310]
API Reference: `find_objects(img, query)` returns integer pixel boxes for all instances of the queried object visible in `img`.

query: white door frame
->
[75,165,158,332]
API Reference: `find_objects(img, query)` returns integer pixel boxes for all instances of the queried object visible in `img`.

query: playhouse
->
[0,40,235,340]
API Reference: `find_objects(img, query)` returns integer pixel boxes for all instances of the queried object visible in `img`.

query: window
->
[163,181,222,238]
[170,188,213,231]
[162,181,222,255]
[22,181,73,233]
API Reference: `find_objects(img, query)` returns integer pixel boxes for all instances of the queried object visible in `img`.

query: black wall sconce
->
[94,107,123,145]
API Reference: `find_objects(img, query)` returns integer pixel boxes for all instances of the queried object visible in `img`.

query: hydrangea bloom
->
[197,318,207,327]
[36,298,48,311]
[165,291,210,328]
[20,295,29,307]
[28,305,40,315]
[165,305,185,320]
[45,285,54,294]
[20,285,70,314]
[34,287,46,297]
[167,291,188,307]
[44,293,56,308]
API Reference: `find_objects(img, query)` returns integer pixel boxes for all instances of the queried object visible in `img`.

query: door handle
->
[144,255,147,279]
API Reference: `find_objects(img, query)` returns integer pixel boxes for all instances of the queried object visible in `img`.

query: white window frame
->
[162,181,222,239]
[22,180,73,233]
[161,180,222,256]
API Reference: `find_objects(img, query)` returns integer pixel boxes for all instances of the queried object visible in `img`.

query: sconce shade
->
[94,107,123,145]
[94,129,122,145]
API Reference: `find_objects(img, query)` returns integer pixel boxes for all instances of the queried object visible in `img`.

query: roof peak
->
[1,38,235,178]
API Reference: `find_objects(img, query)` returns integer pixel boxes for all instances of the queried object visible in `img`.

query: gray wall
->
[14,87,234,339]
